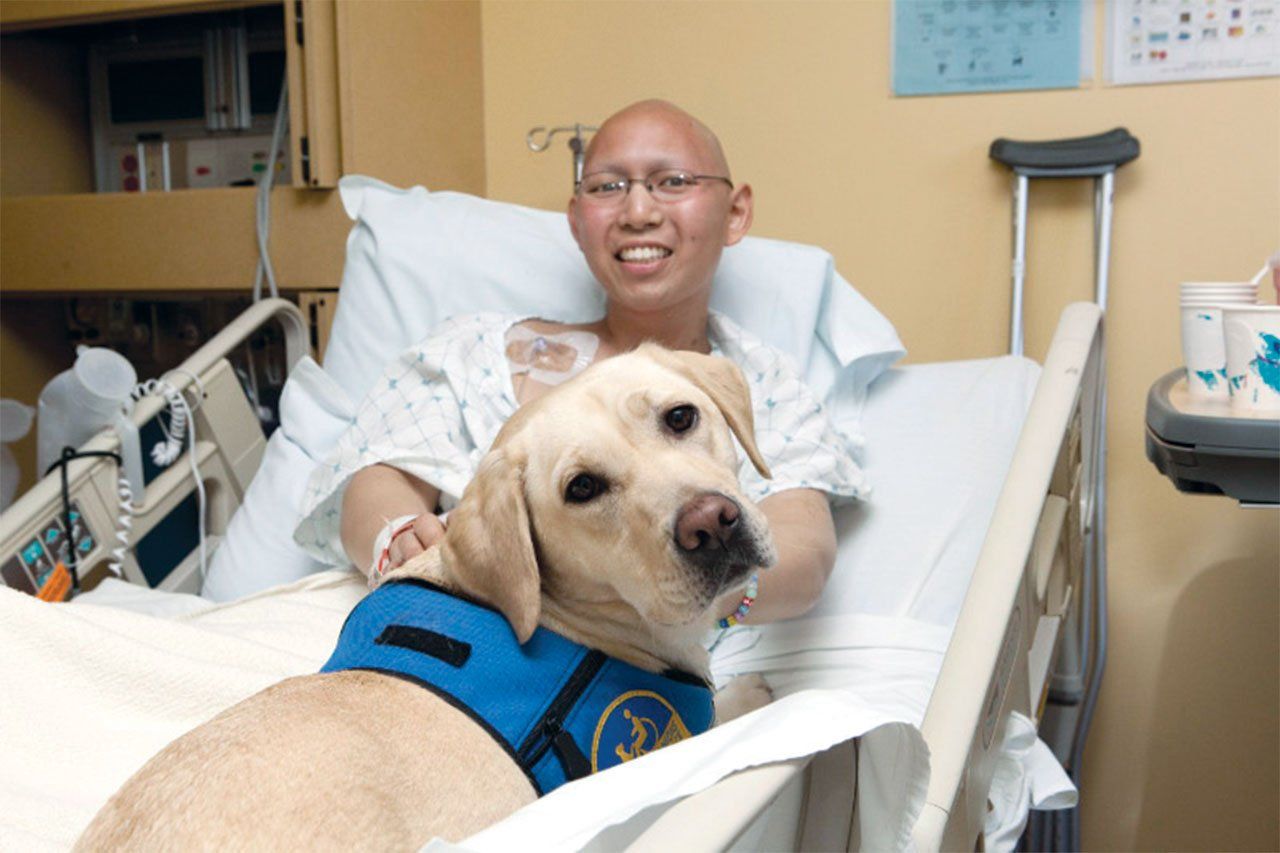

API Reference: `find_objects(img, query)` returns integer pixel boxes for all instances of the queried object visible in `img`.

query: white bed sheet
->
[823,354,1041,627]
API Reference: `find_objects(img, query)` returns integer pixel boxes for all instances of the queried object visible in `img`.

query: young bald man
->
[303,100,864,625]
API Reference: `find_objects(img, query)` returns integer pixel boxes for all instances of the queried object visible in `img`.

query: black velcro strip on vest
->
[375,624,472,668]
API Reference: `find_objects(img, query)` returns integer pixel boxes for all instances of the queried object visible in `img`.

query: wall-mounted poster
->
[893,0,1084,96]
[1107,0,1280,84]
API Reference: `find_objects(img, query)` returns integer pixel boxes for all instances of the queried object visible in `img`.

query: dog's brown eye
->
[565,473,606,503]
[664,405,698,434]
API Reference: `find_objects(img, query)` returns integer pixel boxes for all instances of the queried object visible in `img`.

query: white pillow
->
[322,177,904,412]
[201,358,355,601]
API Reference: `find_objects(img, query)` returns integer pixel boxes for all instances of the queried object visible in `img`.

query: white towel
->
[983,712,1078,851]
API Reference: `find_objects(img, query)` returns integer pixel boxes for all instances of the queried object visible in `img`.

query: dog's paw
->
[713,673,772,724]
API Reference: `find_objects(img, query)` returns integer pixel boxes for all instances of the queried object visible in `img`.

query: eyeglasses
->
[575,169,733,204]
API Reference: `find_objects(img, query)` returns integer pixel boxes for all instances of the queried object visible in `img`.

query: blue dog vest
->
[321,579,715,795]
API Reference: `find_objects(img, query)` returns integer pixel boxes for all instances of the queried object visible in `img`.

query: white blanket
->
[0,573,353,850]
[0,573,931,852]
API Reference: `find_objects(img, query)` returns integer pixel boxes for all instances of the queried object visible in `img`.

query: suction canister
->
[36,347,145,503]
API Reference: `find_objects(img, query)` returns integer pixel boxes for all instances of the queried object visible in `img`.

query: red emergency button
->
[123,175,140,192]
[122,155,138,172]
[195,166,211,176]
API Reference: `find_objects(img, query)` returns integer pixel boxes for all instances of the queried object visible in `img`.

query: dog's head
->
[439,345,777,643]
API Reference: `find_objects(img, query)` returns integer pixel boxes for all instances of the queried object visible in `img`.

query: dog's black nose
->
[675,493,740,552]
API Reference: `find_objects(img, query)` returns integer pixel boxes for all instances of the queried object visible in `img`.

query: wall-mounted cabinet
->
[1,0,485,292]
[6,2,292,199]
[1,0,485,495]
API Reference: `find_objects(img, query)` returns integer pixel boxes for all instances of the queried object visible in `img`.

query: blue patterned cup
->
[1180,304,1229,402]
[1223,306,1280,413]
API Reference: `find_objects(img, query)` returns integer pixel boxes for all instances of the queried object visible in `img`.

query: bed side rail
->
[624,757,812,852]
[625,305,1102,853]
[912,302,1102,851]
[0,299,308,597]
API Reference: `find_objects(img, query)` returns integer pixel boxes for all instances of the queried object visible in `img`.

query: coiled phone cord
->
[107,376,208,581]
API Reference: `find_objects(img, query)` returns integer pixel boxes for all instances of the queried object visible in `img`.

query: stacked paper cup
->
[1180,282,1258,403]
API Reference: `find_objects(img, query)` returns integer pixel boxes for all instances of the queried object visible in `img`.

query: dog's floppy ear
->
[644,345,772,479]
[441,449,541,642]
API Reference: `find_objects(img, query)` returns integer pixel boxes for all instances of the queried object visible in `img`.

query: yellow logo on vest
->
[590,690,692,772]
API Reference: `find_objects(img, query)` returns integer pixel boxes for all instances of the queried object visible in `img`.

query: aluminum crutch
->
[989,127,1140,852]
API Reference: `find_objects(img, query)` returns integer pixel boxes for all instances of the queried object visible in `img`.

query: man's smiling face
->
[568,102,752,318]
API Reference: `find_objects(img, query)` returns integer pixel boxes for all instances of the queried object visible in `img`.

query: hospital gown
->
[294,312,868,565]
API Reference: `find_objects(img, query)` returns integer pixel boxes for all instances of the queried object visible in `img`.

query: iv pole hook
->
[526,123,598,185]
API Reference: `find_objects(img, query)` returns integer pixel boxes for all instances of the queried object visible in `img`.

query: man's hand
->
[341,464,443,577]
[384,513,448,570]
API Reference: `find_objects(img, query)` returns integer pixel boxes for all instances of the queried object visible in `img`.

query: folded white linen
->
[984,712,1078,851]
[463,615,949,852]
[446,691,928,853]
[710,614,952,720]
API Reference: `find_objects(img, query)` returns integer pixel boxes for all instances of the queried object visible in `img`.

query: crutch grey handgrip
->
[991,128,1141,355]
[990,127,1140,176]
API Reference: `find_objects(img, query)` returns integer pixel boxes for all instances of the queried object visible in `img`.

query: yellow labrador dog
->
[78,345,776,850]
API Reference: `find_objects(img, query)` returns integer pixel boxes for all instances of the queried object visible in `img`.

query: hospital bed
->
[0,180,1097,851]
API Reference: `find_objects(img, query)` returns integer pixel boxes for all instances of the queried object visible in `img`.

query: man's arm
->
[717,488,837,624]
[340,464,444,576]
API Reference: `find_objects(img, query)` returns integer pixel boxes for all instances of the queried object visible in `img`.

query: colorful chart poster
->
[893,0,1084,96]
[1107,0,1280,84]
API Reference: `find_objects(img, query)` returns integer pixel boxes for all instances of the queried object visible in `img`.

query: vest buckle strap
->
[517,650,607,773]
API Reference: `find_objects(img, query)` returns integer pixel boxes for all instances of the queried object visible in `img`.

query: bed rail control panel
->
[0,358,266,598]
[0,503,98,600]
[0,299,307,599]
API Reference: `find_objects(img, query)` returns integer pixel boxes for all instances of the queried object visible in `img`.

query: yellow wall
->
[480,1,1279,849]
